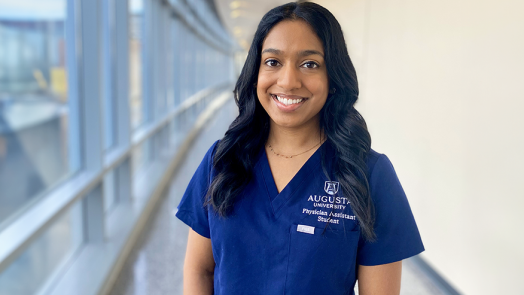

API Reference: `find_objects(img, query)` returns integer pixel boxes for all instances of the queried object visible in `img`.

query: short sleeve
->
[175,140,219,239]
[357,154,425,266]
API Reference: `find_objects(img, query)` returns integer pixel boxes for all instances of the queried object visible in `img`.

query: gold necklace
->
[267,140,323,159]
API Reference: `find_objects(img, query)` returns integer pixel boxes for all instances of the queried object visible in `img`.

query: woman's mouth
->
[273,94,304,105]
[271,94,307,112]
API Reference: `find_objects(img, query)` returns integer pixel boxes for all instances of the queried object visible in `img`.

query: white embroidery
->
[324,181,339,195]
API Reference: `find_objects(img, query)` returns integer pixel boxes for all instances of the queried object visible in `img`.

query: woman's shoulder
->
[366,149,386,173]
[360,149,425,264]
[366,149,382,168]
[186,140,220,185]
[201,140,220,163]
[365,149,398,181]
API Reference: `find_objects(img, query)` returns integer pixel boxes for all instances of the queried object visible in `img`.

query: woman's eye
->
[301,61,319,69]
[265,59,280,67]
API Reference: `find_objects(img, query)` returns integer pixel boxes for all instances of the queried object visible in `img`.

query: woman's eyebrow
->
[261,48,324,58]
[261,48,282,55]
[298,49,324,58]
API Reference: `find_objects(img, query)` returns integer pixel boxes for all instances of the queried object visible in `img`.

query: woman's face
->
[257,20,329,130]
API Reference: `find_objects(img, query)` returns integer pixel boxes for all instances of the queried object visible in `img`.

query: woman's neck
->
[266,118,324,153]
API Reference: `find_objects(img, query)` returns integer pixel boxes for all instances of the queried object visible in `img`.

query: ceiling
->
[213,0,291,51]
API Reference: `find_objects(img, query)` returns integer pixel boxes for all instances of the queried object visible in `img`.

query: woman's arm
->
[357,261,402,295]
[183,228,215,295]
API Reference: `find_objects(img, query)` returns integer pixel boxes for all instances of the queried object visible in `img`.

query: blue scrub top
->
[176,140,424,295]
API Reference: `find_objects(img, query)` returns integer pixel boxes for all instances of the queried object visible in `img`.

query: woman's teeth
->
[275,95,304,106]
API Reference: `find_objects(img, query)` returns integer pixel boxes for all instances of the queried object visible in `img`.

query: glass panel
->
[129,0,143,129]
[205,45,210,89]
[170,114,185,149]
[180,24,190,101]
[195,38,201,93]
[102,0,116,150]
[169,117,175,145]
[164,14,173,111]
[0,201,83,295]
[153,1,166,119]
[104,169,116,213]
[154,126,169,160]
[132,138,151,180]
[0,0,71,226]
[188,33,196,97]
[172,19,181,108]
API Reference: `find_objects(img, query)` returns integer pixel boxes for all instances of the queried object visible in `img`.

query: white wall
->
[317,0,524,294]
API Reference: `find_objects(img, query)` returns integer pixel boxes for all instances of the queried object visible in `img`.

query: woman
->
[176,2,424,294]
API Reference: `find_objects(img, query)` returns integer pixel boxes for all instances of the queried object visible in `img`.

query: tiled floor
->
[109,100,446,295]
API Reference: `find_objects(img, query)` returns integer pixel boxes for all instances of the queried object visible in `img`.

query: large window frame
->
[0,0,235,293]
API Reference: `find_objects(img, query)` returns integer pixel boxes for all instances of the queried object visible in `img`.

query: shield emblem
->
[324,181,339,195]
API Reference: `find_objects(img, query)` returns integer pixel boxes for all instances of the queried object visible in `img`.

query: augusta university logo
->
[324,181,339,195]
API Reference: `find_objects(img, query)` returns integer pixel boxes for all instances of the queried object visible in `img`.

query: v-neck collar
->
[258,142,325,218]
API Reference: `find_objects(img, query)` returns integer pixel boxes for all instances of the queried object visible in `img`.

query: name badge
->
[297,224,315,235]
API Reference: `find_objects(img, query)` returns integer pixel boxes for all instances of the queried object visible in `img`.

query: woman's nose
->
[277,64,301,90]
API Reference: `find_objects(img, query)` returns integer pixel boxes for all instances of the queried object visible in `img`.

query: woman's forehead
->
[261,20,324,55]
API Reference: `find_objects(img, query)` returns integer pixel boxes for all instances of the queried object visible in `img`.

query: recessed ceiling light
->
[230,1,248,10]
[230,10,243,18]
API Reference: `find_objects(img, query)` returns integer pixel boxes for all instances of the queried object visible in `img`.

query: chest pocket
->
[285,224,359,295]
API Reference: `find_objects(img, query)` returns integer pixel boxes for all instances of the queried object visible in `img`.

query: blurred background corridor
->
[0,0,522,294]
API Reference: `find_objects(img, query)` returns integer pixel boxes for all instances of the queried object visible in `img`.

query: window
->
[129,0,144,129]
[0,0,73,226]
[0,201,83,294]
[0,0,235,293]
[102,0,116,150]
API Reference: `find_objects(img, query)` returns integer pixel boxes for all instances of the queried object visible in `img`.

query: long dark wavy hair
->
[207,2,375,241]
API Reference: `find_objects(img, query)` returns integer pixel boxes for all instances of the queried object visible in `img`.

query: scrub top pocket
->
[285,224,360,295]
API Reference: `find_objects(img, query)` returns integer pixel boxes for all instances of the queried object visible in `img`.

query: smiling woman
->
[176,2,424,295]
[257,20,329,130]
